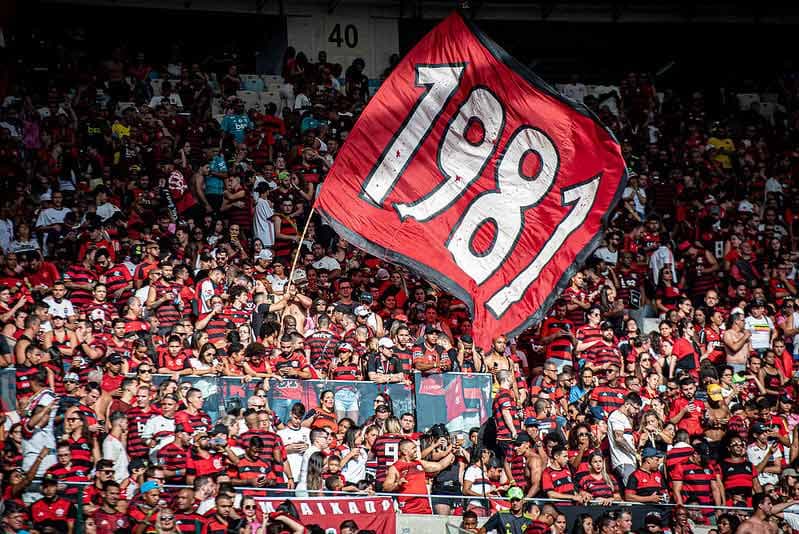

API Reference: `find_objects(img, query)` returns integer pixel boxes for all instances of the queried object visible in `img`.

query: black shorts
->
[430,493,462,509]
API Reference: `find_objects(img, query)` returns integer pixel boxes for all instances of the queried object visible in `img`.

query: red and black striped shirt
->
[590,386,626,414]
[372,433,404,484]
[671,461,715,505]
[542,466,576,496]
[493,388,519,441]
[719,458,754,502]
[64,264,96,310]
[304,330,339,371]
[126,407,157,460]
[157,442,189,484]
[579,474,616,499]
[67,436,93,471]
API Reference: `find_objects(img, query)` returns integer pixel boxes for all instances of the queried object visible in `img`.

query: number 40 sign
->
[316,13,627,347]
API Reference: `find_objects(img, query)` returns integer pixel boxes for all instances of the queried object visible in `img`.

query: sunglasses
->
[161,515,174,520]
[243,505,256,510]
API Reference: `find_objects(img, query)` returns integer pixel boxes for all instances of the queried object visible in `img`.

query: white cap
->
[89,309,106,322]
[378,337,395,348]
[292,269,307,284]
[376,268,390,281]
[354,305,370,317]
[255,249,273,262]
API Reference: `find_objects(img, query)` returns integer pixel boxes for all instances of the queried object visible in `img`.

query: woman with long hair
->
[759,348,787,404]
[640,370,662,405]
[716,513,740,534]
[297,451,325,497]
[147,509,180,533]
[577,451,620,505]
[339,425,368,485]
[653,266,681,317]
[570,514,595,534]
[637,411,663,450]
[63,405,100,469]
[567,423,599,485]
[302,390,338,434]
[329,346,362,423]
[672,319,701,378]
[239,496,264,534]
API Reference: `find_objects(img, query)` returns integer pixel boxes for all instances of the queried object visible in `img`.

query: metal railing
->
[0,368,493,434]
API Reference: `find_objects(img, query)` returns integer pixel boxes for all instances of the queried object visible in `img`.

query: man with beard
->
[31,474,77,533]
[584,321,622,372]
[146,263,182,334]
[126,386,158,461]
[93,480,129,534]
[271,335,313,423]
[272,198,300,263]
[96,248,133,305]
[158,423,192,485]
[173,488,203,534]
[477,487,536,534]
[201,494,235,534]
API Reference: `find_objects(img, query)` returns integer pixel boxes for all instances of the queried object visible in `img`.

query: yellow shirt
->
[708,136,735,169]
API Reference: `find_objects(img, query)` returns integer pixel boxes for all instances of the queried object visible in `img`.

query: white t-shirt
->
[463,465,493,508]
[36,207,71,228]
[22,390,58,476]
[149,94,184,108]
[253,197,275,248]
[339,445,367,484]
[43,296,76,318]
[622,186,647,217]
[102,433,130,482]
[747,442,783,486]
[593,246,618,265]
[96,202,122,222]
[745,315,774,350]
[277,426,311,482]
[142,415,176,462]
[607,409,637,469]
[296,444,321,490]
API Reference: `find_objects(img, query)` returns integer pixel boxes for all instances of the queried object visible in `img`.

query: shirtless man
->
[724,312,752,373]
[736,493,798,534]
[484,336,525,404]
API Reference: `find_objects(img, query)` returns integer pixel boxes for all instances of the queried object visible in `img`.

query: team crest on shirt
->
[56,508,65,516]
[292,361,299,367]
[260,467,267,473]
[416,465,423,471]
[213,458,223,469]
[175,358,184,366]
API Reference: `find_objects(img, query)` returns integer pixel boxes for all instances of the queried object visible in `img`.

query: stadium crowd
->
[1,27,799,534]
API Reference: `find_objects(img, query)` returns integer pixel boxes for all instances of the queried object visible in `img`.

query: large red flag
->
[316,12,627,349]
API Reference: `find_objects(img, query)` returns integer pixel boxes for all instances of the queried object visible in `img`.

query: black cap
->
[514,433,531,445]
[644,513,662,526]
[600,321,614,330]
[375,404,390,413]
[107,353,124,365]
[41,474,59,486]
[129,458,149,471]
[460,335,473,344]
[212,424,229,436]
[424,325,442,335]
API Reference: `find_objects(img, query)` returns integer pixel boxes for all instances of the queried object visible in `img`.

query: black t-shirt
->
[482,511,533,534]
[367,354,401,376]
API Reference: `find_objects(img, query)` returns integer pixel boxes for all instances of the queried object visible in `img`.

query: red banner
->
[256,496,395,532]
[316,12,626,349]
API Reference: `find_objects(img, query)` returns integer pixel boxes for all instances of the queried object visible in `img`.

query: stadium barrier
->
[34,482,748,534]
[0,368,493,434]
